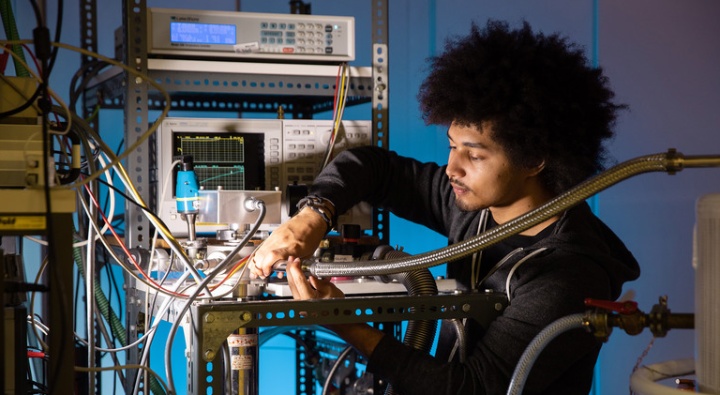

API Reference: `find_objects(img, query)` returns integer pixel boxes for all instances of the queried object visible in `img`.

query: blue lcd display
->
[170,22,237,45]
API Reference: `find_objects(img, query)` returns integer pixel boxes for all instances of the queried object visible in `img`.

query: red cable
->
[81,180,191,298]
[28,350,46,358]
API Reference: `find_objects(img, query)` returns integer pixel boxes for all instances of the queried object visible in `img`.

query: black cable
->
[0,85,41,120]
[45,0,63,78]
[51,132,82,185]
[30,3,68,390]
[0,0,61,120]
[100,138,125,221]
[83,172,169,225]
[27,0,43,29]
[26,349,51,394]
[69,60,110,112]
[26,0,62,78]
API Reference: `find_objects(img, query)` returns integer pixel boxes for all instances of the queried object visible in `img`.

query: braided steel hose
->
[308,151,720,278]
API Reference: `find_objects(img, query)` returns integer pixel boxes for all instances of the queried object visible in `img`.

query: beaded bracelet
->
[296,195,337,234]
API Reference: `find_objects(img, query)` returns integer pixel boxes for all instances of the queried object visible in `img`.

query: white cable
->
[505,248,548,302]
[26,316,50,336]
[75,364,170,394]
[93,150,117,235]
[150,158,181,278]
[110,160,203,285]
[85,192,97,392]
[28,312,155,353]
[75,190,192,298]
[74,326,157,353]
[24,150,116,249]
[322,346,355,395]
[164,201,267,394]
[145,158,181,355]
[132,269,196,395]
[29,258,50,351]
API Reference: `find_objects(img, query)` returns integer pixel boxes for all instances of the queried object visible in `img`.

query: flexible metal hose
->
[506,313,586,395]
[381,249,439,395]
[387,267,439,353]
[309,151,720,278]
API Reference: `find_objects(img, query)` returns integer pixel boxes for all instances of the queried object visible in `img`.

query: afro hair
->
[418,20,626,195]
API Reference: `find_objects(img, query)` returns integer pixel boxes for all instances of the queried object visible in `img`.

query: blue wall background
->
[9,0,720,394]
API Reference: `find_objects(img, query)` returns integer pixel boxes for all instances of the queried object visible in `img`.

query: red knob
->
[584,298,638,314]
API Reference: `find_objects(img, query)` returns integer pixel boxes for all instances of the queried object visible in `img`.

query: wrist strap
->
[296,195,337,234]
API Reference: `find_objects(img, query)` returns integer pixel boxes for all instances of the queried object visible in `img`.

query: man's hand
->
[249,207,328,279]
[285,256,344,300]
[284,256,383,359]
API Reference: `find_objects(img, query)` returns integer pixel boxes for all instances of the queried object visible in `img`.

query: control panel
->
[148,8,355,62]
[282,119,371,185]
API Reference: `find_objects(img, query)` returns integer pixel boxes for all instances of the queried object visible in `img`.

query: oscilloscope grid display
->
[174,132,266,193]
[179,134,247,191]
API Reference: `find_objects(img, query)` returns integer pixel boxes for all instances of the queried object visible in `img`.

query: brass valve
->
[583,295,694,341]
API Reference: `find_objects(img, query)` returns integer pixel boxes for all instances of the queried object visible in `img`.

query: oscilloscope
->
[154,117,372,236]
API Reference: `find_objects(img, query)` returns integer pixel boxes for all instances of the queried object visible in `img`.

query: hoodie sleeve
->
[308,145,457,235]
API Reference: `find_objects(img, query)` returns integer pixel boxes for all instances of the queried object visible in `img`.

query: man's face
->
[446,122,536,213]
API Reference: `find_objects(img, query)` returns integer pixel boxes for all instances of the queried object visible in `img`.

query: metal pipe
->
[308,150,720,278]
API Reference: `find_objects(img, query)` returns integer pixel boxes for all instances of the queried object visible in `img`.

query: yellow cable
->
[0,39,172,189]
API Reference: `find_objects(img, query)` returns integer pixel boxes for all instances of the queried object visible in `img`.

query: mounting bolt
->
[205,313,214,323]
[462,304,471,313]
[205,350,215,360]
[241,312,252,322]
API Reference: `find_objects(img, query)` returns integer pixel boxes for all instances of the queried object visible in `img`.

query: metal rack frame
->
[79,1,476,394]
[138,290,508,394]
[82,0,391,247]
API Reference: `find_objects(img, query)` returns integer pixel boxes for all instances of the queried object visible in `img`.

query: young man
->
[251,20,640,394]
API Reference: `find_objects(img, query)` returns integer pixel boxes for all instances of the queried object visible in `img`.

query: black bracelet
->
[296,195,337,234]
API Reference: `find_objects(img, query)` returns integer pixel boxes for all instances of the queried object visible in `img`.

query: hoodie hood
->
[537,202,641,299]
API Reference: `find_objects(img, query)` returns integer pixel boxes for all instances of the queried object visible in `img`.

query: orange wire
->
[84,173,256,298]
[209,255,250,291]
[82,180,191,298]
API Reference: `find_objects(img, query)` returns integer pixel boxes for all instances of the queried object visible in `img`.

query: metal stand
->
[83,0,395,393]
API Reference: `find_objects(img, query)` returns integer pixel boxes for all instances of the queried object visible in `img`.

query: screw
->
[205,313,215,323]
